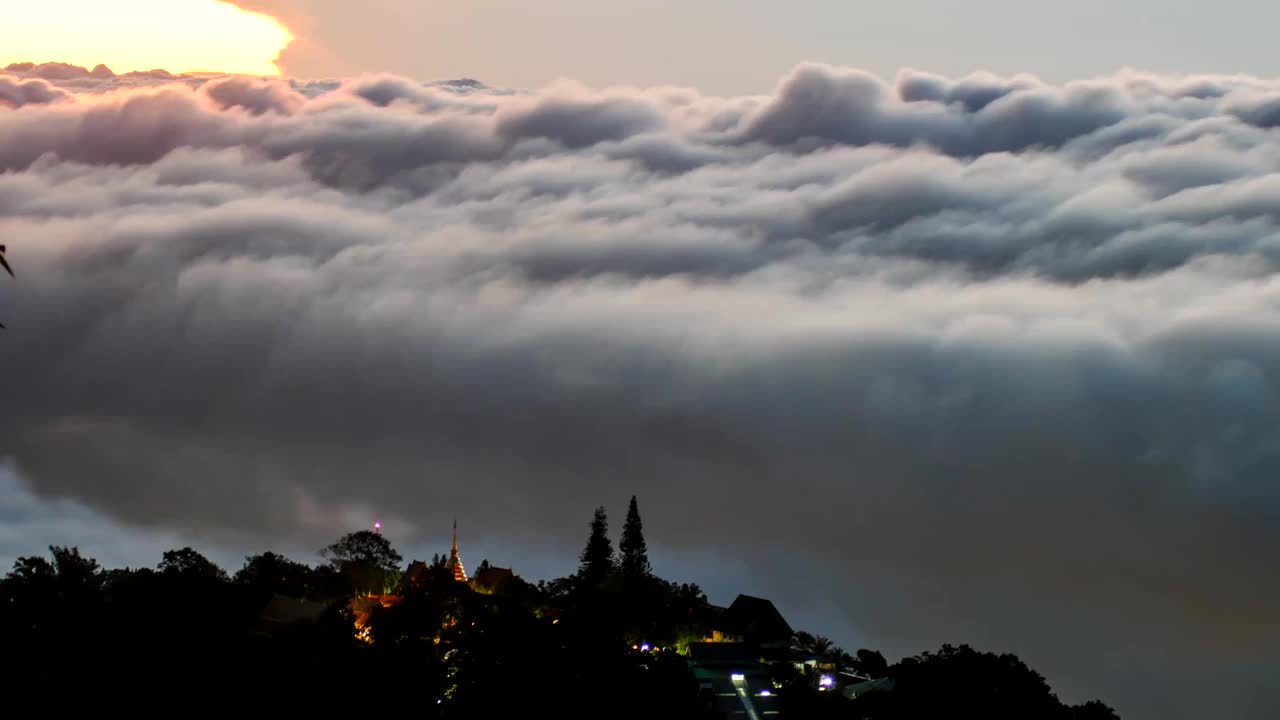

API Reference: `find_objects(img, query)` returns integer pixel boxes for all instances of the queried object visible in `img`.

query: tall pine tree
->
[620,495,651,578]
[577,505,615,583]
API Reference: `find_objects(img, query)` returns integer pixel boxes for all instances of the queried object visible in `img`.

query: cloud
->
[199,75,305,116]
[0,461,221,571]
[0,75,68,108]
[2,62,1280,719]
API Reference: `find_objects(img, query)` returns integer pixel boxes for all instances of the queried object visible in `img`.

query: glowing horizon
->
[1,0,293,76]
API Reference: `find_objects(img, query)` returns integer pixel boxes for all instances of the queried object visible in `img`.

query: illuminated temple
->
[448,519,468,582]
[352,520,471,637]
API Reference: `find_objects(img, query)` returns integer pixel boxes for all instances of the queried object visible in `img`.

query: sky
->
[8,1,1280,91]
[3,3,1280,720]
[219,0,1280,92]
[2,1,291,76]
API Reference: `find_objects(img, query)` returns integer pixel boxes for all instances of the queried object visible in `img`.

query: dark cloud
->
[742,63,1137,157]
[1225,92,1280,128]
[3,62,208,94]
[340,74,498,111]
[6,61,95,81]
[0,75,68,108]
[200,75,305,116]
[897,68,1040,112]
[2,63,1280,720]
[494,91,668,148]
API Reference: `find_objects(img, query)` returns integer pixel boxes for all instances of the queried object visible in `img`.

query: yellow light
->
[1,1,293,76]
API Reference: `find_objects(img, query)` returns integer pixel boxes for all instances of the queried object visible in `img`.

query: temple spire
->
[448,517,467,582]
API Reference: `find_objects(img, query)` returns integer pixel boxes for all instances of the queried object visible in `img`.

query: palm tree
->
[792,631,835,659]
[828,648,858,677]
[791,630,815,654]
[812,635,835,659]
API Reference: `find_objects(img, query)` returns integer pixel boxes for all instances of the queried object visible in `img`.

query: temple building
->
[704,594,794,652]
[448,519,468,582]
[473,563,514,591]
[401,519,472,586]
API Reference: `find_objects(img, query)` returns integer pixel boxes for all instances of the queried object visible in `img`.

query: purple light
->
[374,522,382,530]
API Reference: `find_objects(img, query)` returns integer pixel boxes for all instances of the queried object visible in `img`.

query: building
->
[349,593,401,641]
[706,594,794,654]
[842,676,896,700]
[344,519,481,642]
[401,519,472,586]
[402,560,432,586]
[447,519,468,582]
[472,564,515,591]
[686,593,794,716]
[687,642,782,718]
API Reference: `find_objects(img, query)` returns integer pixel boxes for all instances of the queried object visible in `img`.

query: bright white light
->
[731,673,745,682]
[2,0,293,75]
[640,643,651,652]
[758,690,771,697]
[819,675,834,687]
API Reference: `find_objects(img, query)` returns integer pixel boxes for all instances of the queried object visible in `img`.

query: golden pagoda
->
[447,518,468,582]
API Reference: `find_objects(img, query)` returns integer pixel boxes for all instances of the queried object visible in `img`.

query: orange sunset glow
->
[1,0,292,76]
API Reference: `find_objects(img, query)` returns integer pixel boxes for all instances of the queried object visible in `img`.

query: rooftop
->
[718,594,794,642]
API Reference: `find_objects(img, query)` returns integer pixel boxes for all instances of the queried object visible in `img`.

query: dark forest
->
[1,498,1120,719]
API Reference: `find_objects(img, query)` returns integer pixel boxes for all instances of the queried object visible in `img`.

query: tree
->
[49,546,102,588]
[793,631,835,659]
[3,555,55,586]
[1,548,105,650]
[322,530,403,572]
[0,529,1126,718]
[322,530,403,595]
[1068,700,1121,720]
[849,644,1067,720]
[158,547,228,581]
[829,648,855,675]
[620,495,651,578]
[854,648,889,677]
[235,551,314,597]
[577,506,615,583]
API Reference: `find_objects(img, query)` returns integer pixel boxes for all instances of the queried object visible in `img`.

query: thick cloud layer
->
[2,62,1280,719]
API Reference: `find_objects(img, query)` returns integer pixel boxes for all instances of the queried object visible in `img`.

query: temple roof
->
[473,565,514,588]
[717,594,794,642]
[448,518,468,582]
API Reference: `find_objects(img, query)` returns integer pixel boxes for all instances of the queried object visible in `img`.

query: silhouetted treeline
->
[0,501,1119,718]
